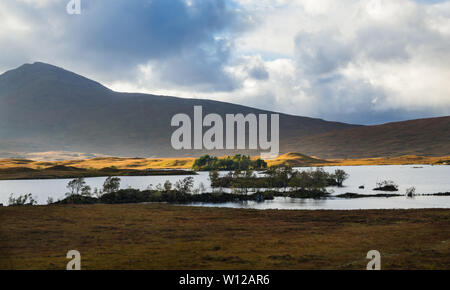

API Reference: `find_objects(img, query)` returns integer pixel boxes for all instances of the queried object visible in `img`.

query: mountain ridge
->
[0,62,448,158]
[288,115,450,158]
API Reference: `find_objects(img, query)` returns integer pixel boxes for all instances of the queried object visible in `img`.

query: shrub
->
[406,187,416,197]
[46,196,54,205]
[374,180,399,191]
[81,185,92,197]
[163,180,172,191]
[174,177,194,194]
[8,193,37,206]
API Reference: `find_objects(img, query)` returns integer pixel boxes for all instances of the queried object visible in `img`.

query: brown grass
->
[283,116,450,158]
[0,204,449,270]
[322,155,450,166]
[0,157,196,170]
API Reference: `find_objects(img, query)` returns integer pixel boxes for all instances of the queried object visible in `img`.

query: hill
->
[285,116,450,158]
[0,62,356,158]
[0,153,447,178]
[0,62,448,159]
[0,153,326,171]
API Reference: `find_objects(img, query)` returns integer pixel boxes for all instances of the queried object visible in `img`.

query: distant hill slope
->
[266,152,331,167]
[0,62,448,158]
[0,62,356,157]
[0,153,447,174]
[285,116,450,158]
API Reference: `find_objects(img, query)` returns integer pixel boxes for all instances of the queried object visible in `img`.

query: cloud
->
[292,0,450,123]
[1,0,449,124]
[295,31,353,75]
[226,0,450,124]
[0,0,248,90]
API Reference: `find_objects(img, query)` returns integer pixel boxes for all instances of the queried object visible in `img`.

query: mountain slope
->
[0,62,357,157]
[1,62,448,159]
[286,116,450,158]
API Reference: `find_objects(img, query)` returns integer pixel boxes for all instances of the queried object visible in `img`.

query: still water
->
[0,165,449,210]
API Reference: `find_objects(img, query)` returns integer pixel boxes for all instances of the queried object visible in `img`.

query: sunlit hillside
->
[0,153,448,171]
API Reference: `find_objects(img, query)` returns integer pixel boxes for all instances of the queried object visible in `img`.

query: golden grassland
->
[0,156,196,170]
[325,155,450,166]
[0,204,449,270]
[0,152,448,171]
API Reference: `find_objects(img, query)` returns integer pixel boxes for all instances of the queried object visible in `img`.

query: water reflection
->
[184,196,450,210]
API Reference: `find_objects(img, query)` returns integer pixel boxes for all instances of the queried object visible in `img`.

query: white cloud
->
[1,0,449,124]
[16,0,59,8]
[228,0,450,123]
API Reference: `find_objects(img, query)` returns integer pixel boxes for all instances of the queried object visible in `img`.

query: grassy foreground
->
[0,204,449,270]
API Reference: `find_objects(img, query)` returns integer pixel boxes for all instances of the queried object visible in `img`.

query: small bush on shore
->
[374,180,399,191]
[8,193,37,206]
[406,187,416,197]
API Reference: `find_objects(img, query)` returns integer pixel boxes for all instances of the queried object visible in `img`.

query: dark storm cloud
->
[67,0,247,88]
[0,0,247,90]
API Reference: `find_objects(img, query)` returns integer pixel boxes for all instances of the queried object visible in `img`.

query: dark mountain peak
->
[19,61,61,70]
[16,62,82,77]
[0,61,110,92]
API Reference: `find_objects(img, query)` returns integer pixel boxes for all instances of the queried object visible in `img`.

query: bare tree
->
[67,178,86,196]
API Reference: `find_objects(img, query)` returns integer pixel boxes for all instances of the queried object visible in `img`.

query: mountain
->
[0,62,356,158]
[0,62,448,159]
[285,116,450,158]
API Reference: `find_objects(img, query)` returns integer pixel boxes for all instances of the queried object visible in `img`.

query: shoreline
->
[0,166,196,181]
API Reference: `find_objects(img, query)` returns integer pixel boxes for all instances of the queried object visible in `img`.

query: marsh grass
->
[0,204,449,270]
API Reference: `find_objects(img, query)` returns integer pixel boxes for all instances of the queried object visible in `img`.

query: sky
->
[0,0,449,125]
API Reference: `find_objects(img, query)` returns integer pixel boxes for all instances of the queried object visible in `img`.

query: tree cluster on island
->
[209,167,349,196]
[192,154,267,171]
